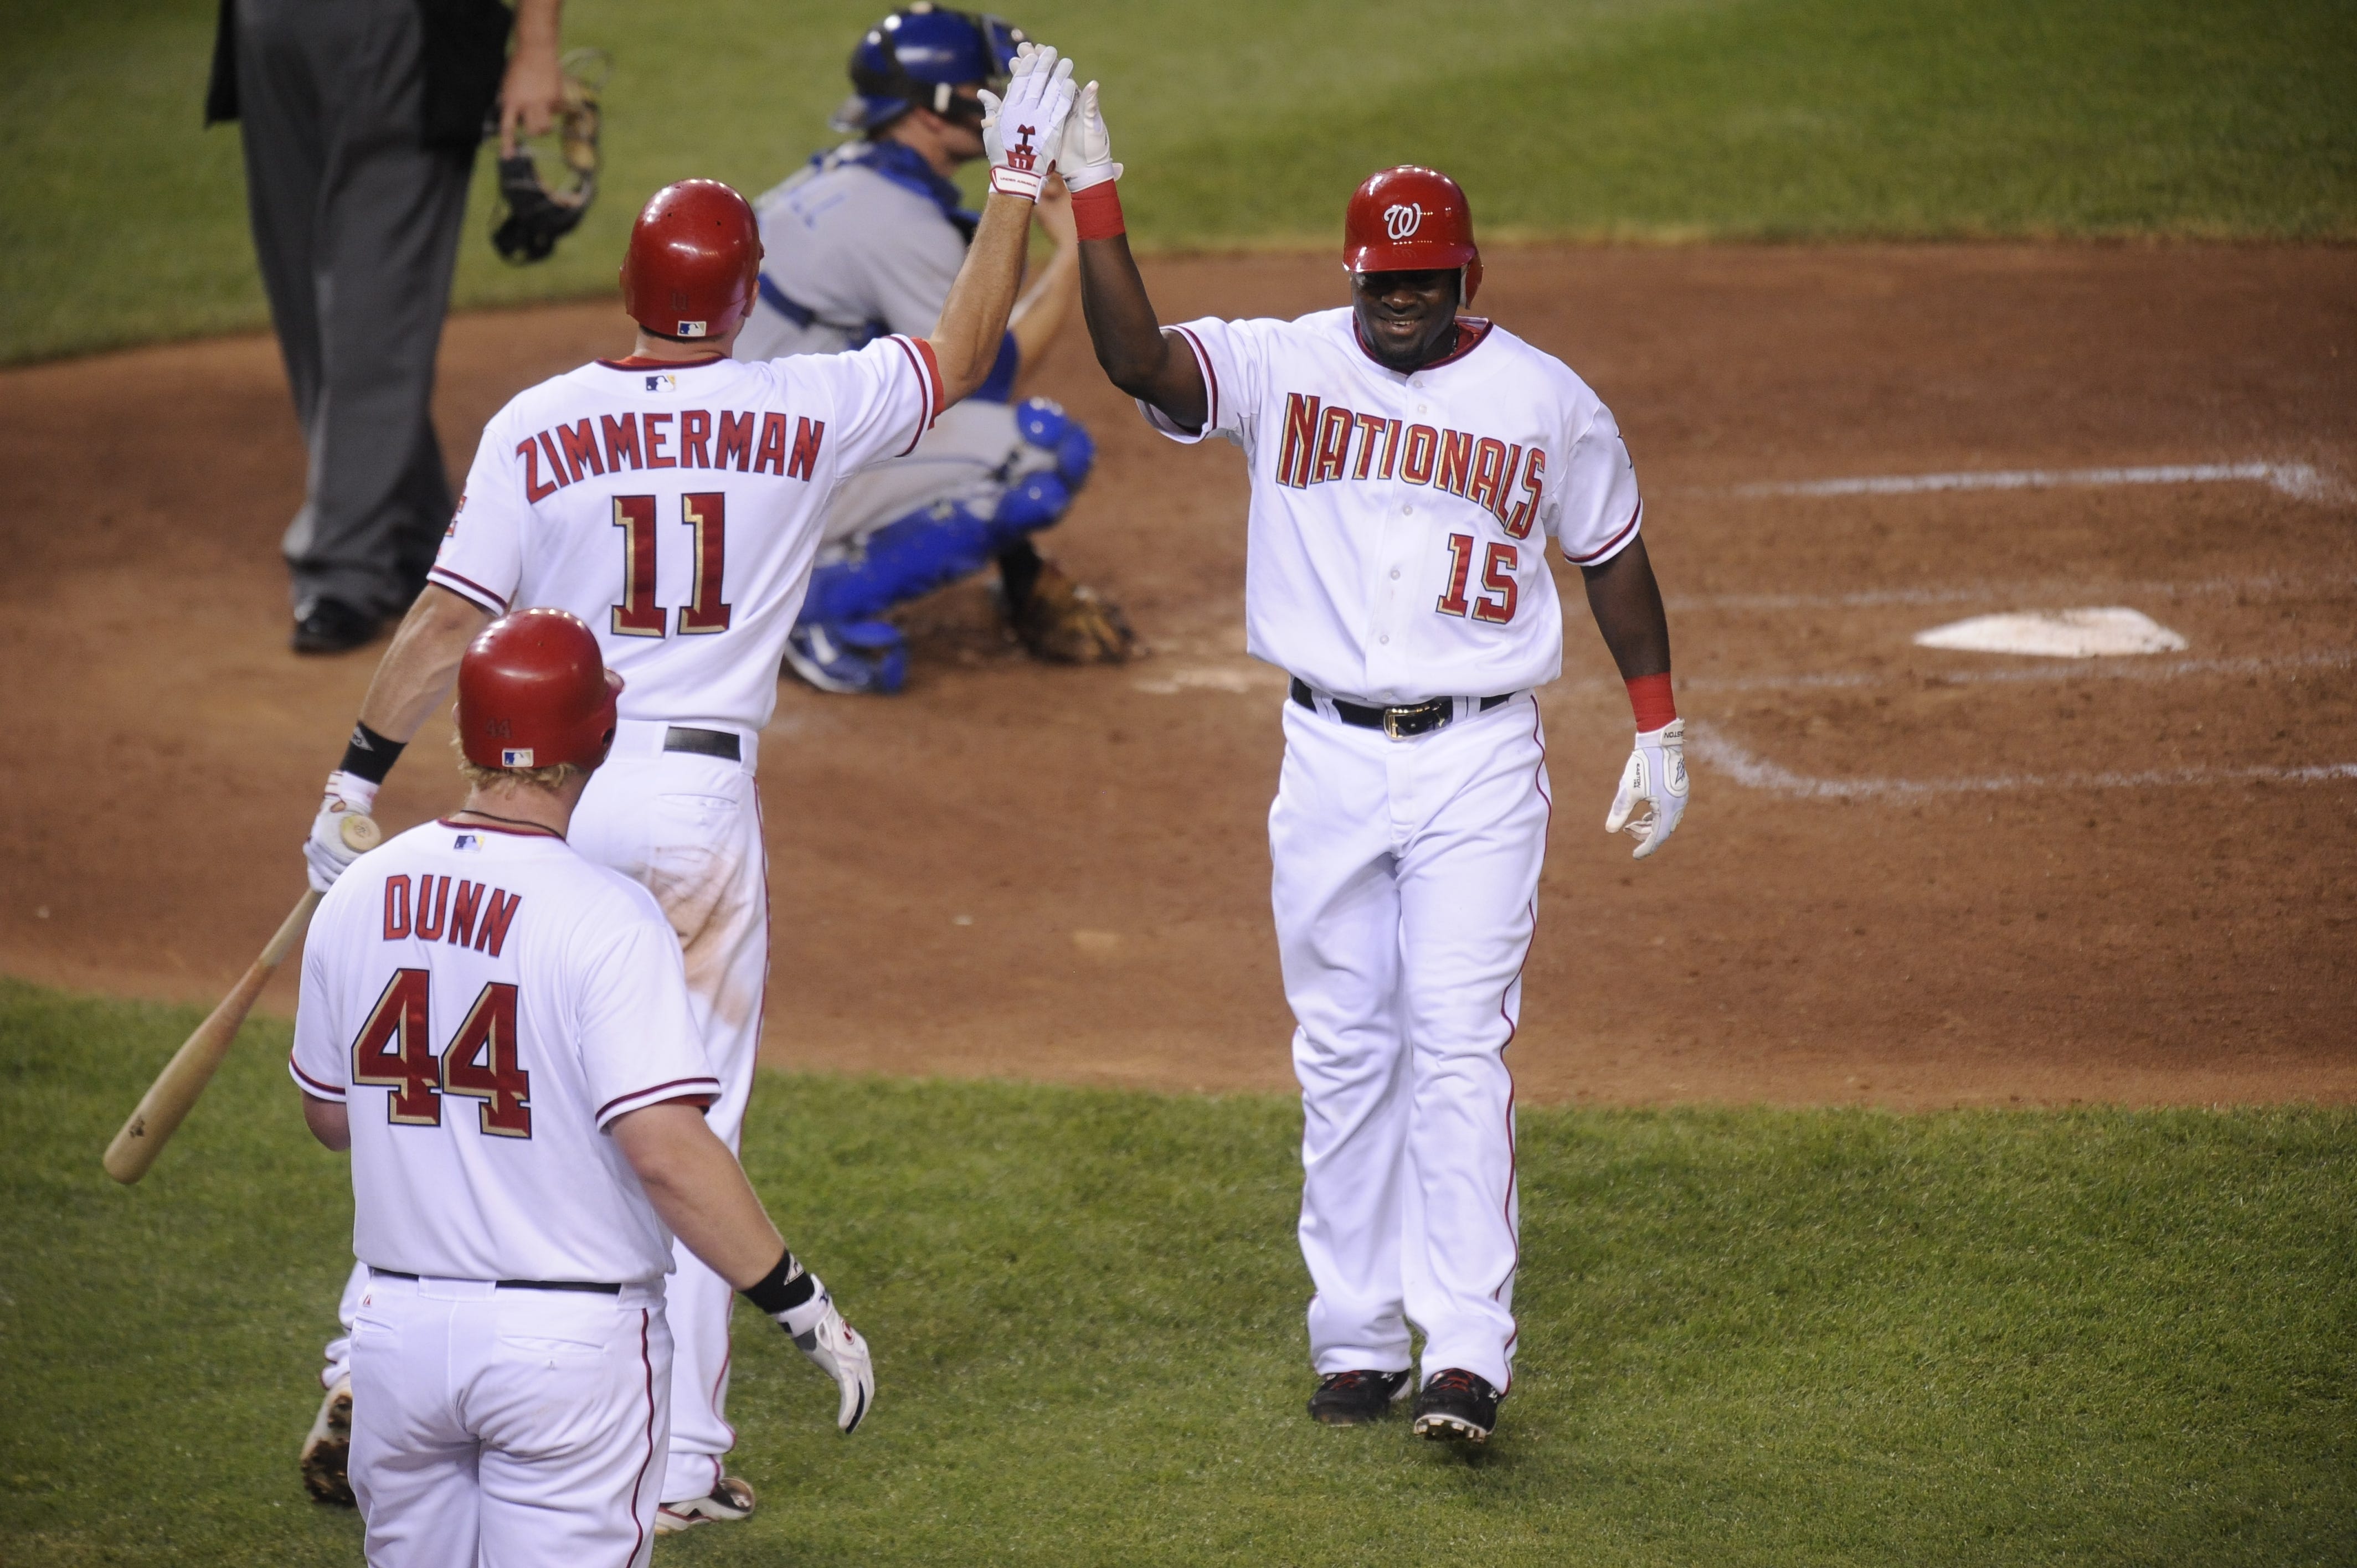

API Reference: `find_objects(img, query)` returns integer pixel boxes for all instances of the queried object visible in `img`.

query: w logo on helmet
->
[1009,125,1039,172]
[1383,203,1424,240]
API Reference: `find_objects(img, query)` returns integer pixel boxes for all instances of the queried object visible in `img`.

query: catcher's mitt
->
[1010,560,1139,665]
[491,48,606,264]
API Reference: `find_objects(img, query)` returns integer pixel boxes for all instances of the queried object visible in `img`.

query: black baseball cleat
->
[291,598,382,655]
[1307,1368,1413,1425]
[1411,1368,1501,1443]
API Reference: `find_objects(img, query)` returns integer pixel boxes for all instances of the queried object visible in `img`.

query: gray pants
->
[234,0,474,619]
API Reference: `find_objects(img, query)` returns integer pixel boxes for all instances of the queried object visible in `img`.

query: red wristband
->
[1071,180,1125,241]
[1627,672,1676,731]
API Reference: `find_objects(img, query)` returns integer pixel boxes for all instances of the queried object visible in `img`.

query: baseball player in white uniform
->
[1066,129,1688,1442]
[292,40,1084,1527]
[735,3,1130,694]
[292,608,871,1566]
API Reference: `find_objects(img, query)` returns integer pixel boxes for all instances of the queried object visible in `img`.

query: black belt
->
[663,725,740,761]
[1289,678,1514,740]
[370,1267,620,1295]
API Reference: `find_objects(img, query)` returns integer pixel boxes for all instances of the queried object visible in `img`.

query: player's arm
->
[1007,178,1080,391]
[1063,82,1209,431]
[925,45,1080,405]
[301,1093,351,1152]
[610,1102,874,1433]
[1580,535,1671,682]
[1580,535,1686,861]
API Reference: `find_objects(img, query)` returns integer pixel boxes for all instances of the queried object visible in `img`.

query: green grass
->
[3,978,2353,1564]
[2,0,2352,363]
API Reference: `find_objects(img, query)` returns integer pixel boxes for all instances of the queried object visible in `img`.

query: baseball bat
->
[102,814,382,1185]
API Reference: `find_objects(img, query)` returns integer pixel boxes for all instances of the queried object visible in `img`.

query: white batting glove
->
[303,771,381,893]
[1060,79,1121,191]
[776,1283,874,1434]
[977,42,1077,202]
[1605,718,1688,860]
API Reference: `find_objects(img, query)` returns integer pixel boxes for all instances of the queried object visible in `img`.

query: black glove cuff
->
[740,1249,816,1316]
[338,721,407,785]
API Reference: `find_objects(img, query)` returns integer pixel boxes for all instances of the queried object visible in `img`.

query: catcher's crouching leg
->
[997,400,1138,665]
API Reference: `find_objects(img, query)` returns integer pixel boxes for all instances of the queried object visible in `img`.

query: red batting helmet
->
[619,179,763,341]
[456,609,624,772]
[1344,166,1481,303]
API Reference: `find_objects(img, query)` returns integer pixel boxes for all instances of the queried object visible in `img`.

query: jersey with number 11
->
[429,338,944,732]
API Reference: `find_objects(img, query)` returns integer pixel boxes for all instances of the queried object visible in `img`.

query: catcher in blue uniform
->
[739,3,1132,693]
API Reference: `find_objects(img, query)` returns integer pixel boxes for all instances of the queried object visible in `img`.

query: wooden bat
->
[103,814,382,1184]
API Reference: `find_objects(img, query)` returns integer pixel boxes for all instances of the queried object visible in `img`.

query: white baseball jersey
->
[1145,309,1642,705]
[427,337,944,733]
[291,820,721,1285]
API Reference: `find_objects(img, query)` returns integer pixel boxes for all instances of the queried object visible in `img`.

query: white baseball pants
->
[323,723,770,1508]
[1271,692,1548,1394]
[347,1273,671,1568]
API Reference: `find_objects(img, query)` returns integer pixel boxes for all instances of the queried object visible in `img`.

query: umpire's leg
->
[236,0,474,634]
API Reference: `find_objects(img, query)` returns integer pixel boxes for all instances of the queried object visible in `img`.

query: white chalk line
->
[1687,722,2357,801]
[1665,571,2355,615]
[1719,461,2335,503]
[1680,649,2355,696]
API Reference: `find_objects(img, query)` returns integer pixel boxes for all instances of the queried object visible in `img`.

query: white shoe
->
[654,1474,756,1534]
[298,1375,354,1505]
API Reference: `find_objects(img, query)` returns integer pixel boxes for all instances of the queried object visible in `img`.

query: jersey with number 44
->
[292,822,721,1285]
[1146,309,1642,705]
[430,338,944,733]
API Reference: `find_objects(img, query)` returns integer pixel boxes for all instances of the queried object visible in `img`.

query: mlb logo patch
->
[677,321,708,338]
[454,833,480,852]
[645,373,678,393]
[501,747,534,767]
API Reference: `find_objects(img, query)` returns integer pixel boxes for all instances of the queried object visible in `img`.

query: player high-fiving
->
[290,35,1086,1529]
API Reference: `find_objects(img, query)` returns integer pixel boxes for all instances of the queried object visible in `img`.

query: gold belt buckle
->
[1382,706,1407,740]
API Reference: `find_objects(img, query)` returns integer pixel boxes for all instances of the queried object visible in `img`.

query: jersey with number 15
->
[429,337,945,733]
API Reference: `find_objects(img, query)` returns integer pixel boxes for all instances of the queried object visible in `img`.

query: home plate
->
[1912,607,2189,657]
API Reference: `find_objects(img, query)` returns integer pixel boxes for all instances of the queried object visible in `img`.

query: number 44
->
[1436,534,1518,624]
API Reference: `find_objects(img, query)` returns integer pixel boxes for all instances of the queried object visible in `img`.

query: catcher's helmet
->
[456,609,624,772]
[1344,166,1482,304]
[618,180,763,341]
[833,3,1026,133]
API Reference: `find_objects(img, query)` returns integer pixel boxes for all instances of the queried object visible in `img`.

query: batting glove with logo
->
[1061,79,1120,192]
[303,772,381,892]
[1605,718,1689,860]
[977,42,1077,202]
[743,1250,873,1433]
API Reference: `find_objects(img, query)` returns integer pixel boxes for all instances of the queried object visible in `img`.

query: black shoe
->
[1411,1368,1500,1443]
[291,598,382,654]
[1307,1368,1412,1426]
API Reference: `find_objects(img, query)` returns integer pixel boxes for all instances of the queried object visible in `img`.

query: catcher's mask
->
[833,4,1025,135]
[491,49,607,265]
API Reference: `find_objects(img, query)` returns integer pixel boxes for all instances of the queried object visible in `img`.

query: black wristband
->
[339,721,407,785]
[740,1249,816,1316]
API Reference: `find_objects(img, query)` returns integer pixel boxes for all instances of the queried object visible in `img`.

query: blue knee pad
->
[800,501,999,626]
[1016,397,1095,489]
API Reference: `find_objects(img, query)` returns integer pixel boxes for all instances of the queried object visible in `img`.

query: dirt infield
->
[3,244,2351,1108]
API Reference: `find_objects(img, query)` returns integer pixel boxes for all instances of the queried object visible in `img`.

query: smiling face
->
[1350,268,1462,372]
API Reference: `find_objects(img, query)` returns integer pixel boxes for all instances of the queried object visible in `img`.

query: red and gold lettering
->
[1378,417,1404,481]
[680,409,713,468]
[1496,445,1525,528]
[716,410,754,472]
[752,412,789,475]
[643,412,676,468]
[517,437,557,502]
[1401,424,1439,486]
[1312,405,1353,484]
[788,417,826,482]
[475,888,523,957]
[601,412,642,471]
[1436,429,1476,497]
[1467,437,1509,517]
[537,432,572,489]
[445,879,483,948]
[1278,393,1320,489]
[412,875,449,941]
[610,494,665,636]
[1474,541,1519,624]
[442,981,531,1138]
[1505,447,1545,539]
[556,419,606,483]
[1436,532,1475,617]
[1351,412,1388,480]
[349,968,438,1125]
[679,492,732,633]
[382,875,411,940]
